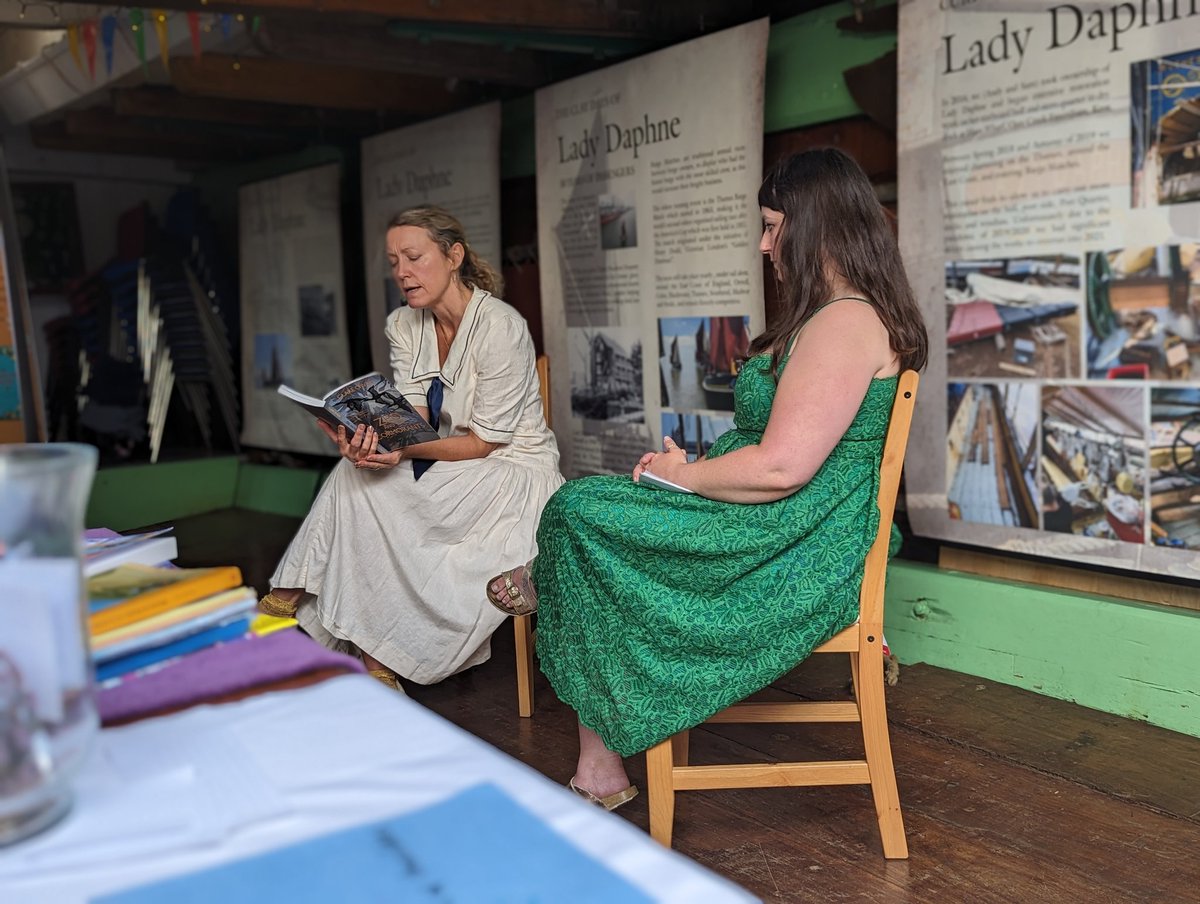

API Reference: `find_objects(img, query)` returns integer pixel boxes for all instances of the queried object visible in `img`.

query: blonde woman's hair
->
[387,205,503,297]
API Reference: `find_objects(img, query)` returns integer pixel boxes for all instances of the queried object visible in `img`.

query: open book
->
[278,372,441,453]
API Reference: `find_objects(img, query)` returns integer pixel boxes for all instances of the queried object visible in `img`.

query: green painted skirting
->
[885,561,1200,739]
[86,457,240,530]
[234,462,324,518]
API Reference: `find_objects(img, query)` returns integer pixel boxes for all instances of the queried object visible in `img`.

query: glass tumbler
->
[0,443,98,846]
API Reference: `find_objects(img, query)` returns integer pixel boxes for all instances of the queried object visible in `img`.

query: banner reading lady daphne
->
[899,0,1200,578]
[535,20,769,478]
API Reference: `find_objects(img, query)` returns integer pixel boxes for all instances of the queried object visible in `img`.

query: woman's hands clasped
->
[632,436,690,485]
[317,420,404,471]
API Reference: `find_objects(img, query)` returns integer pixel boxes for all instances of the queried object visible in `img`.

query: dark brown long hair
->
[750,148,927,376]
[387,205,503,296]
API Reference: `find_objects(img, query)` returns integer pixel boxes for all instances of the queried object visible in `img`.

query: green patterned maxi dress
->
[532,354,899,756]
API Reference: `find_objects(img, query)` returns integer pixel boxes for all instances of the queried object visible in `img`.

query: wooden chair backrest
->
[536,354,552,429]
[857,370,919,635]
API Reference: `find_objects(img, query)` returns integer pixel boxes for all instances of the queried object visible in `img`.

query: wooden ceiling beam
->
[112,86,392,134]
[260,19,553,88]
[170,55,477,114]
[96,0,646,36]
[31,114,283,163]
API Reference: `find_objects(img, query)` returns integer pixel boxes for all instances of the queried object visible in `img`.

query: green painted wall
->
[763,3,895,133]
[499,2,896,179]
[234,462,324,518]
[87,457,239,530]
[885,562,1200,738]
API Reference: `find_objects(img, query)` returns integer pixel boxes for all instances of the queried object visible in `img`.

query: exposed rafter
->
[112,86,394,134]
[170,55,477,114]
[259,18,554,88]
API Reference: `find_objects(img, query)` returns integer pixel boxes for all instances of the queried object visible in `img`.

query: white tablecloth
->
[0,676,756,903]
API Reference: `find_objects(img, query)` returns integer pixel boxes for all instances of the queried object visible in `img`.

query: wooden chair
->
[645,370,919,858]
[513,354,551,717]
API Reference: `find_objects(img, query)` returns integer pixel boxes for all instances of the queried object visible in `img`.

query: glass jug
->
[0,443,98,845]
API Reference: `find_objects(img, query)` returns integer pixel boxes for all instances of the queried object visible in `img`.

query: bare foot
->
[486,563,537,614]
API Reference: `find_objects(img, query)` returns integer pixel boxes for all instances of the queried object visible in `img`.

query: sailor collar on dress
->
[409,285,490,389]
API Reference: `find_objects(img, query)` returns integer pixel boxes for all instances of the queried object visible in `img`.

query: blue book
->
[95,783,652,903]
[94,617,251,682]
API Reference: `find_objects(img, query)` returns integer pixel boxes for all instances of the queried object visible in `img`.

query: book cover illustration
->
[278,371,440,452]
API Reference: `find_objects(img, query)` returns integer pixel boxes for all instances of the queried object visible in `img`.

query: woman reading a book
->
[260,206,563,690]
[485,149,928,809]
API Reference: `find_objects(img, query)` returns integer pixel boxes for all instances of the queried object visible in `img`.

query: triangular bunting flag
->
[81,20,97,80]
[129,9,147,75]
[101,15,117,77]
[187,12,201,59]
[67,24,83,75]
[152,10,170,73]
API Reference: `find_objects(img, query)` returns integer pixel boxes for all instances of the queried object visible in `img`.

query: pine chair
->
[645,370,919,858]
[513,354,551,717]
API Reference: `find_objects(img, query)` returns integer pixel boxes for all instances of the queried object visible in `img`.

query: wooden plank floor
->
[175,508,1200,902]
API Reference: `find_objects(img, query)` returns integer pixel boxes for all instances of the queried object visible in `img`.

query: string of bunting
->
[63,8,263,81]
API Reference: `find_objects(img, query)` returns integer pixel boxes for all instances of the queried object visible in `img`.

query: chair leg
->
[514,614,535,718]
[671,729,690,766]
[646,737,676,847]
[857,648,908,859]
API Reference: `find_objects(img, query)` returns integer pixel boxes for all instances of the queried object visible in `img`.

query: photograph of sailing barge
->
[658,315,750,412]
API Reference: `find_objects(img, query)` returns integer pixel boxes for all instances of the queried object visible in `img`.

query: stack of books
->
[85,529,259,684]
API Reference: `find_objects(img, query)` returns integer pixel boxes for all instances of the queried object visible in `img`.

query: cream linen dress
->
[270,288,563,683]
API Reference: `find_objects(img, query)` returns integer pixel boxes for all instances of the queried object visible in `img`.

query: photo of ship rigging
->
[1086,243,1200,381]
[945,256,1080,380]
[1149,387,1200,549]
[661,411,736,458]
[1131,46,1200,208]
[598,193,637,250]
[1040,386,1146,544]
[568,325,644,422]
[658,315,750,412]
[252,333,293,390]
[946,382,1039,528]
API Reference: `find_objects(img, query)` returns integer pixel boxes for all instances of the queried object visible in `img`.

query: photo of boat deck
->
[1149,388,1200,549]
[1130,46,1200,208]
[946,382,1039,528]
[1085,244,1200,381]
[1040,386,1146,543]
[945,257,1080,380]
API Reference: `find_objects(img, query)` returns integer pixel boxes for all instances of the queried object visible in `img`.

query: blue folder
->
[94,617,251,682]
[96,782,652,903]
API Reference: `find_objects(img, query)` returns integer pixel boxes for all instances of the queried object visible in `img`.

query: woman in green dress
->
[487,148,928,811]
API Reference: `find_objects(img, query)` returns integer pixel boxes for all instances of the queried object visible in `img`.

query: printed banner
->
[536,20,769,477]
[0,225,23,443]
[239,164,352,455]
[899,0,1200,578]
[361,103,502,374]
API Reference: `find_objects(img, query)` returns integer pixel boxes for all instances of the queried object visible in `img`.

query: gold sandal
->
[485,561,537,616]
[258,591,299,618]
[367,667,406,694]
[568,778,638,811]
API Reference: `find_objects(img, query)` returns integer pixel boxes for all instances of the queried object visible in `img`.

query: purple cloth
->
[96,628,365,725]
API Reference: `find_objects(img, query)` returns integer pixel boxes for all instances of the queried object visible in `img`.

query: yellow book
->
[90,587,254,651]
[88,564,243,636]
